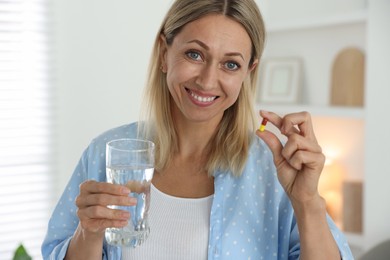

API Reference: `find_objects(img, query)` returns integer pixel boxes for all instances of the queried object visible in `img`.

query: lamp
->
[319,159,345,228]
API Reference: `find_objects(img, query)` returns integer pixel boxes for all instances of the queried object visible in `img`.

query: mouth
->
[185,88,219,103]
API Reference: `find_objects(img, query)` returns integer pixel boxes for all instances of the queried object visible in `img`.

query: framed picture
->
[257,58,302,104]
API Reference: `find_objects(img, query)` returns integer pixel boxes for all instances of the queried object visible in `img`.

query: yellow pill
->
[259,124,266,132]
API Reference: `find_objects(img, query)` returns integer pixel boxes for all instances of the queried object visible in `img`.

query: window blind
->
[0,1,54,259]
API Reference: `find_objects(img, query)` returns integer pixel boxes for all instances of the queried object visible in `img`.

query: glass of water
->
[105,138,155,247]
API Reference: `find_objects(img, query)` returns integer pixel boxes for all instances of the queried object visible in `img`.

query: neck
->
[177,122,217,158]
[173,117,220,160]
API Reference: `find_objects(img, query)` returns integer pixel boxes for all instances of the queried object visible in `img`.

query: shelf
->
[256,104,365,119]
[265,10,367,33]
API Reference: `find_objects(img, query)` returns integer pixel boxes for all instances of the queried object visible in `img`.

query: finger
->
[287,150,325,172]
[77,193,137,208]
[96,219,129,229]
[280,111,317,141]
[260,110,282,129]
[126,181,148,194]
[81,218,129,232]
[281,133,322,162]
[78,205,130,221]
[260,110,299,136]
[256,129,285,167]
[79,180,130,196]
[260,110,317,141]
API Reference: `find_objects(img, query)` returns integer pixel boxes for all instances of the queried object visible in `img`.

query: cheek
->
[165,64,190,100]
[165,61,180,88]
[224,77,244,99]
[166,61,197,89]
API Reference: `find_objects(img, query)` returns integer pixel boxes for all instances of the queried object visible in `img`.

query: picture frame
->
[257,58,302,104]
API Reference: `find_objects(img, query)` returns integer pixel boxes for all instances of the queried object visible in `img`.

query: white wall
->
[364,0,390,250]
[265,0,366,21]
[54,1,172,197]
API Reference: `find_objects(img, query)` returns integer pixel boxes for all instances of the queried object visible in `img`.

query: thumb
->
[256,129,284,166]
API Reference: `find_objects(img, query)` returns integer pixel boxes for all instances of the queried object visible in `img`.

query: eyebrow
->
[187,39,246,61]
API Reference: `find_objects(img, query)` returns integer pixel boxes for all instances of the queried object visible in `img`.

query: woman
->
[42,0,353,259]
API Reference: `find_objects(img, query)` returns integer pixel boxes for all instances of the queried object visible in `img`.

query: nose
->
[195,64,219,90]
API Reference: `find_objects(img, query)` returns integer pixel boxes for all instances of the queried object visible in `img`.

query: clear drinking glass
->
[105,138,155,247]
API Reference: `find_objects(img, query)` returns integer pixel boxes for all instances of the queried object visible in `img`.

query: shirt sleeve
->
[41,145,111,260]
[42,124,137,259]
[287,214,354,260]
[327,215,354,259]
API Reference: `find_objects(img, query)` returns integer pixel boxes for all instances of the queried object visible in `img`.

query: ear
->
[159,34,168,73]
[249,58,259,73]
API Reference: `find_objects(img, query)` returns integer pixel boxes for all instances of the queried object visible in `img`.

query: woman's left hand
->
[256,110,325,204]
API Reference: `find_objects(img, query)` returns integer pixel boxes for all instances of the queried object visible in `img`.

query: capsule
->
[259,118,268,132]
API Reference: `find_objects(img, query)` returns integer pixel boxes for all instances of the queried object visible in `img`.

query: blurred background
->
[0,0,389,259]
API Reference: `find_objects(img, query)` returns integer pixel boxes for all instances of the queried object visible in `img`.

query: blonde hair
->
[140,0,266,177]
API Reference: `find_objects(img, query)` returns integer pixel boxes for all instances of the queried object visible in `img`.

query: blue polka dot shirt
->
[42,122,354,259]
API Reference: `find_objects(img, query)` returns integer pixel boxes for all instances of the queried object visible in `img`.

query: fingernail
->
[260,109,269,114]
[122,187,130,194]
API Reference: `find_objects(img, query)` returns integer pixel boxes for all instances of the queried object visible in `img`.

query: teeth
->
[189,90,216,103]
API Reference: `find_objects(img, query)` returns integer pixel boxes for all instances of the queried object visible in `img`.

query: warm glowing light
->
[319,159,345,228]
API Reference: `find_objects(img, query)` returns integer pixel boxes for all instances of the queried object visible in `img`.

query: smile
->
[186,88,218,103]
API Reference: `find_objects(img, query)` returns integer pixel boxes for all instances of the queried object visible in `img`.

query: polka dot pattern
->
[41,122,354,259]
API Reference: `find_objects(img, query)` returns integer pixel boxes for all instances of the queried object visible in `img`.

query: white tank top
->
[122,184,214,260]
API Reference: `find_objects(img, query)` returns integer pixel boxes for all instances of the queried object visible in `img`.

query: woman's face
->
[161,14,256,126]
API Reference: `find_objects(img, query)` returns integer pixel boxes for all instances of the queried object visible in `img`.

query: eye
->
[224,61,240,71]
[185,50,203,61]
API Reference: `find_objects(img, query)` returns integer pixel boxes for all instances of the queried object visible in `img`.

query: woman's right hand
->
[65,180,136,259]
[75,180,137,234]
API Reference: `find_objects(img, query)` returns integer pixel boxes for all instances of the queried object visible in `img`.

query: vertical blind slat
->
[0,1,53,260]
